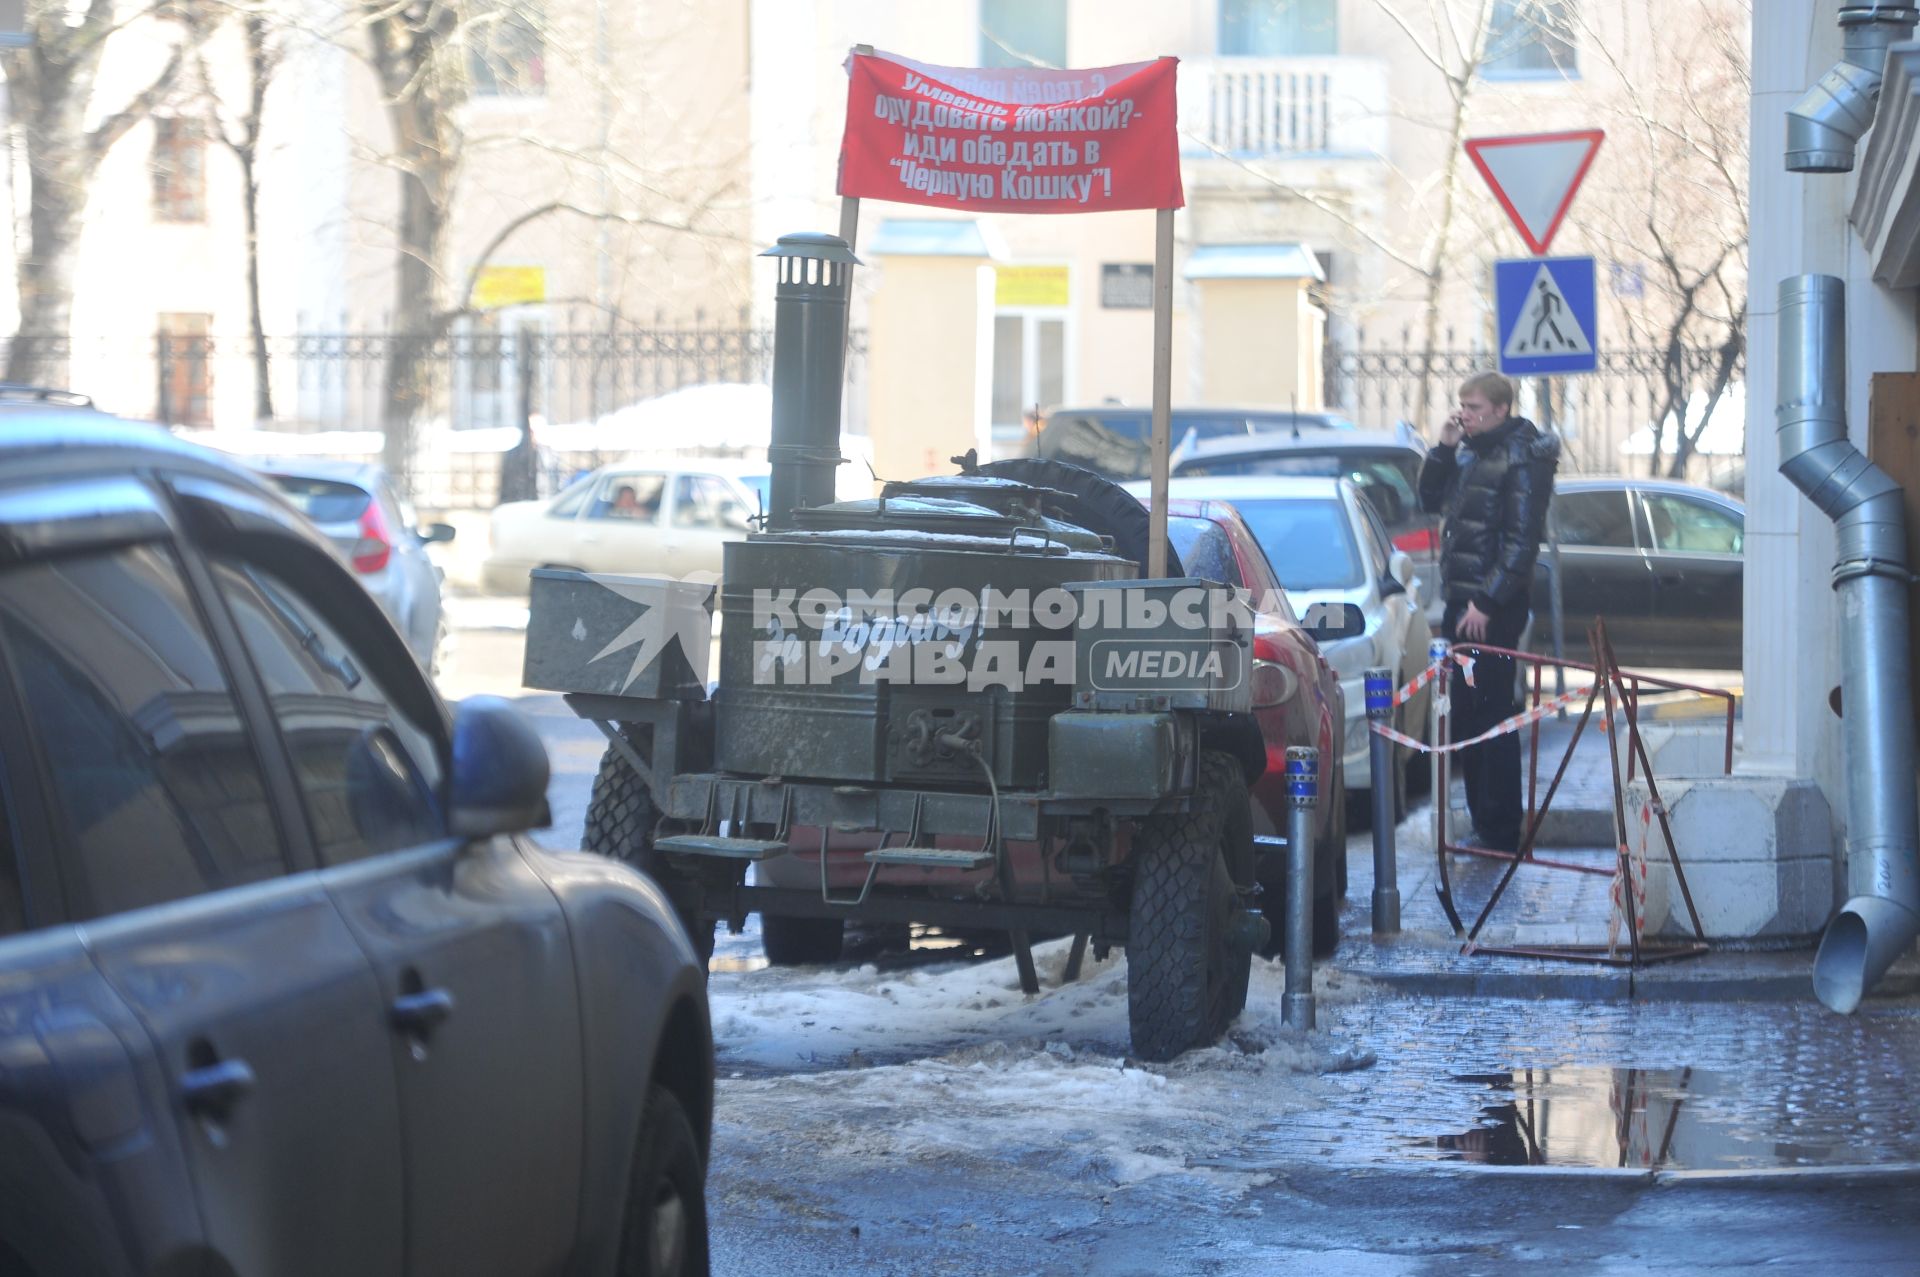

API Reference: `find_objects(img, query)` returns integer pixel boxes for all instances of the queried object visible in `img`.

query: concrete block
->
[1627,775,1836,941]
[1642,723,1735,779]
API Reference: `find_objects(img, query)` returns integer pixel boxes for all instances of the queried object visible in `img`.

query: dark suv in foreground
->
[0,411,713,1276]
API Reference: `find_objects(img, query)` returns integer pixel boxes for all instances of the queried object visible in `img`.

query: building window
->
[158,313,213,426]
[151,117,205,224]
[1484,0,1578,78]
[1219,0,1337,57]
[992,313,1066,439]
[469,0,546,97]
[979,0,1066,69]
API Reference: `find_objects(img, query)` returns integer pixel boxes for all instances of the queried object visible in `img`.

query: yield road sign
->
[1465,129,1604,255]
[1496,257,1597,376]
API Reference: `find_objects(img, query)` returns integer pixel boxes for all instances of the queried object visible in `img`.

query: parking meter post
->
[1429,638,1450,854]
[1283,746,1318,1030]
[1364,668,1401,934]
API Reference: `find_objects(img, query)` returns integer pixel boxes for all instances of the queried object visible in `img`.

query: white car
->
[1158,475,1434,818]
[483,460,761,592]
[252,459,456,673]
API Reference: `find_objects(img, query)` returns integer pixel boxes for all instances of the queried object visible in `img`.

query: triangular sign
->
[1502,263,1593,359]
[1465,129,1604,256]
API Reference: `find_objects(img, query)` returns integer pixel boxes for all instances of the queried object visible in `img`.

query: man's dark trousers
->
[1442,600,1529,852]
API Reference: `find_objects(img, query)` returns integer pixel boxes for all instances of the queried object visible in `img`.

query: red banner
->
[838,51,1184,214]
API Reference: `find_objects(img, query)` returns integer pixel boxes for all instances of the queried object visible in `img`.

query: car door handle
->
[390,988,456,1034]
[1656,571,1686,586]
[180,1057,256,1117]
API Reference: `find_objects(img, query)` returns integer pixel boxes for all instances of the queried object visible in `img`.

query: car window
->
[1551,489,1636,548]
[672,474,752,530]
[1226,519,1300,621]
[590,473,666,522]
[1177,449,1422,529]
[1167,516,1243,587]
[0,544,288,919]
[1354,497,1392,576]
[1642,493,1743,555]
[212,558,444,865]
[548,475,595,518]
[1228,497,1366,591]
[270,474,372,524]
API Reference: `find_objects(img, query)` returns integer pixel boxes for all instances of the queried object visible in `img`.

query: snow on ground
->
[710,936,1378,1199]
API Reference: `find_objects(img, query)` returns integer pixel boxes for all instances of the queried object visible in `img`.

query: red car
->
[1161,496,1350,947]
[745,496,1350,963]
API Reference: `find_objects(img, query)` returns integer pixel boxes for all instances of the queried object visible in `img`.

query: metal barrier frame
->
[1432,621,1726,967]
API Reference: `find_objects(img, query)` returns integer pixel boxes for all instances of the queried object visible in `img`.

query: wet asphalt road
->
[441,616,1920,1273]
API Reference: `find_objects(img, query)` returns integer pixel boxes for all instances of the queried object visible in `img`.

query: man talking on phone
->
[1417,371,1560,854]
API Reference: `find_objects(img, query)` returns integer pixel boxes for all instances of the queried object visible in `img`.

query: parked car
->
[0,412,714,1276]
[484,459,761,592]
[1146,476,1434,819]
[250,459,455,674]
[1171,425,1440,625]
[748,494,1354,962]
[1035,404,1358,479]
[1534,477,1745,669]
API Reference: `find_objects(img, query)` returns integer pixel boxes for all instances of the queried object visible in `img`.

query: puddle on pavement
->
[1407,1066,1909,1170]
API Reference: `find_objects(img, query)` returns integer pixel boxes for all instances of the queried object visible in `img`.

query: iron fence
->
[3,323,870,509]
[1325,334,1747,492]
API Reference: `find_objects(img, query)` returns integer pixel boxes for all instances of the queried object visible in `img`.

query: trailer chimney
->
[760,232,858,530]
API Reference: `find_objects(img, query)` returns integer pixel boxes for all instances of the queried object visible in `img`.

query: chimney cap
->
[761,231,861,266]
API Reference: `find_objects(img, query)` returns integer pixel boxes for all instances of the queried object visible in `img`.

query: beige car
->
[483,460,760,592]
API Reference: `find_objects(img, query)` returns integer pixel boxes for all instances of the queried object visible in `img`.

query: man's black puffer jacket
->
[1417,415,1560,614]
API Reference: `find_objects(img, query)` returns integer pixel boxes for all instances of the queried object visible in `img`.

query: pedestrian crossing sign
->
[1495,256,1598,376]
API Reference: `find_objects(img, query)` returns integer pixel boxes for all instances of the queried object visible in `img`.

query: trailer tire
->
[1126,751,1254,1061]
[760,914,845,966]
[584,730,716,967]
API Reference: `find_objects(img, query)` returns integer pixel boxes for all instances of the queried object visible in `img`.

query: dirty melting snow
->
[711,937,1375,1195]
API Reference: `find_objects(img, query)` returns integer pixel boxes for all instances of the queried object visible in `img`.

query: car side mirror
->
[448,696,552,837]
[1382,549,1415,596]
[1302,601,1366,643]
[421,522,457,545]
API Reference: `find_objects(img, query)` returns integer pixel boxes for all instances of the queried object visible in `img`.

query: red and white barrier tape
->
[1369,686,1589,754]
[1609,801,1654,955]
[1390,649,1478,707]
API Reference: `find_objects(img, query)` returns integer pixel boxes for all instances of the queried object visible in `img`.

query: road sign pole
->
[1537,375,1568,699]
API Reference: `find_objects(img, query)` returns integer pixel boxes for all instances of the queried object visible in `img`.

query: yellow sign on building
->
[994,265,1069,308]
[472,265,547,310]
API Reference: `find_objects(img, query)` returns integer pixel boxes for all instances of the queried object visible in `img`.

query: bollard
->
[1283,746,1318,1030]
[1365,668,1401,934]
[1428,637,1450,853]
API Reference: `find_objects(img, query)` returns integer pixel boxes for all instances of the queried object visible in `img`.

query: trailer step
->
[864,846,996,870]
[653,834,787,860]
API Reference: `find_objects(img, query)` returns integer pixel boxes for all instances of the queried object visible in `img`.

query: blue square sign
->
[1495,256,1597,376]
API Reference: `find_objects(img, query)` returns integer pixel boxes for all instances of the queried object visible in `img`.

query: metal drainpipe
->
[1786,1,1918,173]
[1777,276,1920,1013]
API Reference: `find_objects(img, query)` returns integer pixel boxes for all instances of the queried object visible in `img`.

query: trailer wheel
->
[1126,751,1254,1061]
[760,914,845,966]
[584,729,716,967]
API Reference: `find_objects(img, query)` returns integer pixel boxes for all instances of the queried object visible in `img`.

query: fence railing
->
[1177,55,1390,158]
[1324,335,1747,491]
[4,324,869,509]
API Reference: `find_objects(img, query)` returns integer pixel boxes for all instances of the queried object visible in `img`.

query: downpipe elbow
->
[1815,895,1920,1013]
[1786,58,1884,172]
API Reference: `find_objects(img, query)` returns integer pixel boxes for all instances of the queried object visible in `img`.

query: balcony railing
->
[1178,56,1389,159]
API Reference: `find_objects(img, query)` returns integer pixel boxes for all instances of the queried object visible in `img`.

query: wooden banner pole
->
[1148,206,1174,578]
